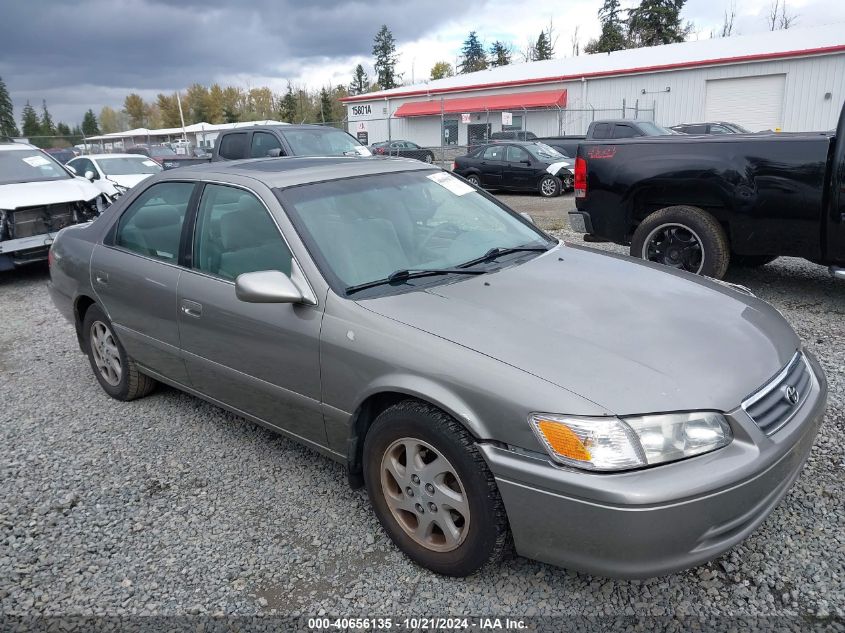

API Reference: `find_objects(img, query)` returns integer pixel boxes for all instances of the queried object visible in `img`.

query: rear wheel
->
[539,174,561,198]
[363,400,510,577]
[82,305,156,401]
[424,153,434,164]
[465,174,481,187]
[631,205,730,279]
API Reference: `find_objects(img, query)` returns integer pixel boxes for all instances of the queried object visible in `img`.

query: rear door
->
[503,145,536,190]
[91,180,197,383]
[479,145,505,187]
[176,182,326,444]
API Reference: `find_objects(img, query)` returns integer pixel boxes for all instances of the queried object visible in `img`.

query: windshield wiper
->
[457,244,551,269]
[345,268,486,295]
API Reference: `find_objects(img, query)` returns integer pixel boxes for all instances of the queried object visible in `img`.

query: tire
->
[82,304,156,401]
[465,174,481,187]
[424,153,434,164]
[630,205,730,279]
[731,254,777,268]
[363,400,510,577]
[538,174,561,198]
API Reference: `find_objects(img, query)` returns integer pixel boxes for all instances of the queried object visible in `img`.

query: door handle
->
[94,270,109,285]
[180,300,202,318]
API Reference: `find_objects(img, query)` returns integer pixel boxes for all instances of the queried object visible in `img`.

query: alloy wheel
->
[641,223,705,274]
[467,175,480,186]
[541,177,557,196]
[90,321,122,386]
[380,437,470,552]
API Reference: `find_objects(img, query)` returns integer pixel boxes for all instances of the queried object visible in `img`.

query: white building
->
[342,24,845,148]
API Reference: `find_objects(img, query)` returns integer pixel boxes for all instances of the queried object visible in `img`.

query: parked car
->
[67,153,162,197]
[670,121,751,135]
[370,140,434,163]
[585,119,677,140]
[44,147,78,164]
[48,156,827,578]
[570,100,845,279]
[0,141,106,270]
[536,135,585,158]
[160,125,372,170]
[452,141,574,196]
[490,130,538,141]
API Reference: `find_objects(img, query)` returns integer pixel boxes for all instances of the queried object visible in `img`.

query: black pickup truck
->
[569,103,845,279]
[161,124,370,169]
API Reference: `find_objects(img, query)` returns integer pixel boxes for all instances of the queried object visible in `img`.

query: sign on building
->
[356,121,368,146]
[501,111,513,126]
[461,113,471,124]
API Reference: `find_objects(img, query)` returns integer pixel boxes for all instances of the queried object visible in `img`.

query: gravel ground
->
[0,194,843,630]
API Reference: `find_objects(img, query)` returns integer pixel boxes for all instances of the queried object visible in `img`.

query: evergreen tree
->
[0,76,19,137]
[349,64,370,95]
[429,61,454,80]
[372,25,400,90]
[534,29,554,60]
[55,122,71,136]
[459,31,488,73]
[585,0,628,53]
[319,87,333,123]
[489,41,512,67]
[627,0,690,47]
[40,100,55,136]
[278,84,298,123]
[21,101,39,139]
[81,109,100,136]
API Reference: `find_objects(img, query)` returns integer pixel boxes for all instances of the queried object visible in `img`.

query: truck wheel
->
[363,400,510,577]
[631,206,730,279]
[465,174,481,187]
[539,175,561,198]
[82,305,156,401]
[731,254,778,268]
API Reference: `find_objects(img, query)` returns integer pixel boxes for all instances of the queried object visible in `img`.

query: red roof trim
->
[341,44,845,103]
[393,89,567,117]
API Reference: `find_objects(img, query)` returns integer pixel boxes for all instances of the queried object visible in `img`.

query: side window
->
[592,123,611,139]
[218,133,248,160]
[193,184,292,281]
[250,132,284,158]
[115,182,193,261]
[710,125,731,135]
[482,145,505,161]
[612,125,638,139]
[72,158,96,177]
[506,146,530,162]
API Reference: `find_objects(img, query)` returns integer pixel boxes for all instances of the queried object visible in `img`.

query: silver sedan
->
[48,156,827,578]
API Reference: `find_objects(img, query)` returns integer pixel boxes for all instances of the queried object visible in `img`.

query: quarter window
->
[192,184,292,281]
[250,132,284,158]
[115,182,194,261]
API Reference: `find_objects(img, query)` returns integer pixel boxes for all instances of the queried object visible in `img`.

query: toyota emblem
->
[784,385,800,405]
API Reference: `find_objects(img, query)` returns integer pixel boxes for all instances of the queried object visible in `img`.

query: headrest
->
[132,205,180,229]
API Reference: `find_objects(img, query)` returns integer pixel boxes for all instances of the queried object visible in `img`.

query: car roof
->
[0,141,38,152]
[591,119,651,125]
[223,124,345,133]
[82,153,150,160]
[165,156,435,189]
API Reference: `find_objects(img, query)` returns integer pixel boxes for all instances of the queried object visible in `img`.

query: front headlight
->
[529,411,732,472]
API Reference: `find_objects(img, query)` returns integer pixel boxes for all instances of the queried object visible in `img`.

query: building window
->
[442,119,458,145]
[502,115,523,131]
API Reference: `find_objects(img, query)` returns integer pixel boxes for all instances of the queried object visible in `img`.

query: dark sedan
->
[370,140,435,163]
[670,122,751,135]
[452,141,573,197]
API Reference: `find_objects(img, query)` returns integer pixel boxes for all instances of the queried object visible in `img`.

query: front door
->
[91,180,195,384]
[177,183,327,445]
[503,145,536,191]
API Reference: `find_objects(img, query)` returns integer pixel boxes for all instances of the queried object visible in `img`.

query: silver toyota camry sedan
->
[48,156,827,578]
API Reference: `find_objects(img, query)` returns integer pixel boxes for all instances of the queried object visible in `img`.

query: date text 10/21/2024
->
[307,617,527,630]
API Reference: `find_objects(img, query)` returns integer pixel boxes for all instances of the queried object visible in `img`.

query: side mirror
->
[235,270,303,304]
[84,170,97,181]
[520,212,536,225]
[266,148,283,158]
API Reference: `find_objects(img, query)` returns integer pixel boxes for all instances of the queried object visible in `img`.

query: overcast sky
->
[2,0,844,125]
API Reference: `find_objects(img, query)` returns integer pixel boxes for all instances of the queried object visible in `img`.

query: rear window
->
[592,123,611,139]
[218,133,248,160]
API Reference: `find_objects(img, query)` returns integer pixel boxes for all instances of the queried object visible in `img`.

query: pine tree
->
[429,61,454,80]
[81,109,100,136]
[0,76,19,137]
[627,0,690,47]
[534,30,554,60]
[21,101,39,139]
[319,87,333,123]
[459,32,488,73]
[585,0,628,53]
[349,64,370,95]
[372,25,400,90]
[489,41,512,67]
[40,100,55,137]
[278,84,298,123]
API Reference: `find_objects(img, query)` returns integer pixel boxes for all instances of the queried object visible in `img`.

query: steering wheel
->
[419,222,462,254]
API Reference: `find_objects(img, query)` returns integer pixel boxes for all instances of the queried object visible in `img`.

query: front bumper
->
[480,353,827,579]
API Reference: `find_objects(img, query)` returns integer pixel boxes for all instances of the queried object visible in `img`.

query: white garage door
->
[705,74,786,131]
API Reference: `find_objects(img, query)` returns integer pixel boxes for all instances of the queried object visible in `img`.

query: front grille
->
[742,353,812,436]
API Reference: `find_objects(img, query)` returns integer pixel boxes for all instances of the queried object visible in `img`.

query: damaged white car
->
[0,141,109,270]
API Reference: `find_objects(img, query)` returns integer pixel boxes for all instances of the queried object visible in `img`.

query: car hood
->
[107,173,154,188]
[0,177,101,209]
[359,244,798,415]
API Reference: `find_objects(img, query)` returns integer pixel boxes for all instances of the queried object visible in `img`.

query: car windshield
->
[279,170,552,296]
[0,148,71,185]
[525,143,563,160]
[282,128,370,156]
[97,156,163,176]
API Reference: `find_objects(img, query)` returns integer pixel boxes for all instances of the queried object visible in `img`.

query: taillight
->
[450,161,456,171]
[48,246,54,268]
[574,157,587,198]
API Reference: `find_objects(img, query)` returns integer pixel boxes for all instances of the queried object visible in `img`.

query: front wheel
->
[424,153,434,164]
[363,401,510,577]
[539,174,561,197]
[630,205,730,278]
